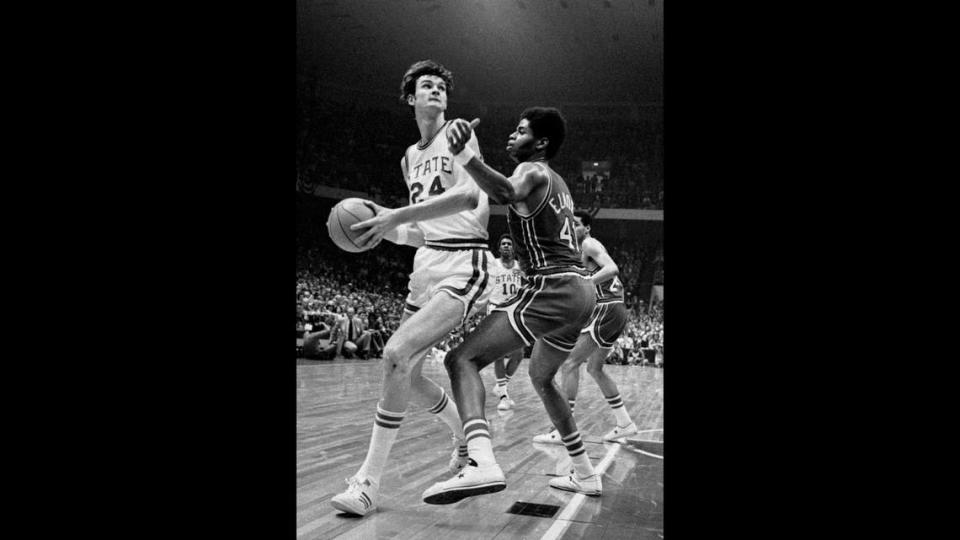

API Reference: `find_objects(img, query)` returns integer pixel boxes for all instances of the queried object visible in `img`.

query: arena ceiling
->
[296,0,663,105]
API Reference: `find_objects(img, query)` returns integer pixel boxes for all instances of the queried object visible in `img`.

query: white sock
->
[427,389,465,439]
[561,431,596,478]
[605,393,633,427]
[463,418,496,467]
[356,404,405,483]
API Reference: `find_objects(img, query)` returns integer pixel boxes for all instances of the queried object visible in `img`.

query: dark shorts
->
[581,300,629,349]
[492,272,596,353]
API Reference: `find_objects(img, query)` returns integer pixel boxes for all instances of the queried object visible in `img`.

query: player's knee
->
[442,346,466,373]
[529,377,552,396]
[381,344,411,377]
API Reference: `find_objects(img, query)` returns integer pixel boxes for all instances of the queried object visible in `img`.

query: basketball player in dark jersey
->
[422,107,602,504]
[532,210,639,446]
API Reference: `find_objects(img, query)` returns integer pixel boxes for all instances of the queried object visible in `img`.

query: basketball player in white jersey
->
[481,233,525,410]
[532,210,638,446]
[329,60,494,517]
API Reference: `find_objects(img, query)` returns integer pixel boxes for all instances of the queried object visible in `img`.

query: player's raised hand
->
[446,118,481,155]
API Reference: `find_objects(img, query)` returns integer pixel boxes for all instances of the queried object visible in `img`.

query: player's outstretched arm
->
[447,118,544,205]
[351,178,480,249]
[582,237,620,286]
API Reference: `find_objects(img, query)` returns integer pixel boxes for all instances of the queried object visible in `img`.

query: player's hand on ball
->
[351,205,399,250]
[446,118,480,155]
[361,200,387,216]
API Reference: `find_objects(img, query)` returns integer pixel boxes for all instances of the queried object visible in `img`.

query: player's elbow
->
[491,187,518,206]
[459,190,480,210]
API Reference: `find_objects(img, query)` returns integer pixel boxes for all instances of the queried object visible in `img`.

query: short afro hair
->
[400,60,454,105]
[519,106,566,159]
[574,210,593,228]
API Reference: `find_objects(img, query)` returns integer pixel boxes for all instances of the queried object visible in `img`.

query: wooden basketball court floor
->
[297,356,663,540]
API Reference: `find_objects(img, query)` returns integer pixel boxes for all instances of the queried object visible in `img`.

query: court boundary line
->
[539,442,621,540]
[626,428,663,458]
[633,449,663,460]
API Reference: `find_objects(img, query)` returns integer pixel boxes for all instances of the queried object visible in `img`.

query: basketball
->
[327,198,376,253]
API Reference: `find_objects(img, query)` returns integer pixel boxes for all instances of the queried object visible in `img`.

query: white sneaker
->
[549,473,602,496]
[448,436,469,475]
[602,421,639,442]
[497,395,515,411]
[330,476,379,516]
[532,429,563,445]
[422,461,506,505]
[492,385,504,399]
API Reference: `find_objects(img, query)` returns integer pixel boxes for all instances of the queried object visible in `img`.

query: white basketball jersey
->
[487,257,525,306]
[401,120,490,249]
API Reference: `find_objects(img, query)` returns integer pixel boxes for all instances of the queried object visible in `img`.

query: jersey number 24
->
[410,176,445,204]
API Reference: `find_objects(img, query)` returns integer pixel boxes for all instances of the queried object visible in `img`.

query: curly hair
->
[399,60,454,105]
[519,106,566,159]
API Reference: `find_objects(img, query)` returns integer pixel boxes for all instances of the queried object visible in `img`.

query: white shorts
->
[404,247,492,324]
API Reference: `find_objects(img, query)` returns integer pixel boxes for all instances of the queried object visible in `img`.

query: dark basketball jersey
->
[506,161,584,276]
[584,242,625,303]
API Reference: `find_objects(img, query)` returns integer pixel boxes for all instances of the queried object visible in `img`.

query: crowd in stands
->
[296,245,412,359]
[297,233,664,367]
[611,243,652,302]
[609,301,664,367]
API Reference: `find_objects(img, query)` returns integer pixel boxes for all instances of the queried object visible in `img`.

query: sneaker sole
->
[532,438,564,445]
[330,499,375,516]
[423,480,506,505]
[548,484,601,497]
[603,429,640,442]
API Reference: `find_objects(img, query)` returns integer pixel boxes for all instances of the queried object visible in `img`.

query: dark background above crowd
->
[296,78,663,212]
